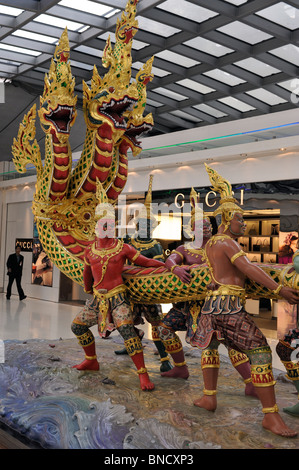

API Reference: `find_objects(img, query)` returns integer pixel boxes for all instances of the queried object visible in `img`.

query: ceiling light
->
[12,30,57,44]
[0,6,23,16]
[33,14,84,31]
[0,44,41,56]
[59,0,118,17]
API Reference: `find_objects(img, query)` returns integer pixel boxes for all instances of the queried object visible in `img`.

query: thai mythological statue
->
[71,180,165,391]
[276,249,299,417]
[189,164,299,438]
[115,175,172,373]
[11,0,299,330]
[12,0,154,286]
[158,188,258,399]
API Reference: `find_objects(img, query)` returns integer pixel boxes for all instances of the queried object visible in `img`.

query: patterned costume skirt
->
[132,303,163,326]
[161,301,203,344]
[190,294,268,352]
[73,292,132,338]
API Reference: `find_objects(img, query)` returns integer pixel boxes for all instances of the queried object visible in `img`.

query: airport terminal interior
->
[0,0,299,451]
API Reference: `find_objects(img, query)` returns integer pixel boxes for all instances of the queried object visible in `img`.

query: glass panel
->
[223,0,248,4]
[98,32,148,50]
[0,6,23,16]
[0,44,41,57]
[246,88,287,105]
[74,45,102,57]
[58,0,119,17]
[137,16,180,37]
[146,98,164,108]
[153,87,188,101]
[217,21,273,44]
[132,61,170,77]
[171,110,202,122]
[155,50,200,68]
[176,78,215,94]
[184,36,234,57]
[12,30,58,44]
[256,2,299,30]
[70,60,93,70]
[204,69,246,86]
[157,0,218,23]
[33,14,85,31]
[269,44,299,66]
[234,58,281,77]
[218,96,255,112]
[0,59,21,66]
[193,103,227,118]
[278,78,297,93]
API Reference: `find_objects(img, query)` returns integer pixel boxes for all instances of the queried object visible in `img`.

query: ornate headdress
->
[133,174,158,229]
[205,163,243,229]
[184,187,210,238]
[94,179,115,221]
[39,28,77,109]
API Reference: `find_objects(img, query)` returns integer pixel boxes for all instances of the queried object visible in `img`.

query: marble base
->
[0,336,298,449]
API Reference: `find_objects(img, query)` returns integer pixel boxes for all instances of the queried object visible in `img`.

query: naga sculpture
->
[12,0,153,286]
[12,0,299,307]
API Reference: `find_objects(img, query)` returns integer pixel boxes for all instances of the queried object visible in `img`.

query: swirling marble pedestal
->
[0,336,298,449]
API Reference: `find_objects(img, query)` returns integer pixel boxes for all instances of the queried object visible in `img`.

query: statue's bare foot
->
[245,382,259,399]
[161,365,189,380]
[139,372,155,391]
[262,412,298,437]
[72,359,100,371]
[193,395,217,411]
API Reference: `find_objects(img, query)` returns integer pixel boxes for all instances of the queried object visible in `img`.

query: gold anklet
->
[137,367,148,374]
[160,356,170,362]
[174,361,186,367]
[262,404,279,414]
[203,389,217,396]
[85,354,97,360]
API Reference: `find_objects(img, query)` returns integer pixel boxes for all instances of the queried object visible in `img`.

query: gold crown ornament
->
[184,187,211,239]
[205,164,243,230]
[94,179,115,221]
[133,174,158,230]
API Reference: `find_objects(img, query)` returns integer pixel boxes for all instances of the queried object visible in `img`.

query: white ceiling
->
[0,0,299,162]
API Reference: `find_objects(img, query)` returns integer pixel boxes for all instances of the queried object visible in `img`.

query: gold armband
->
[230,250,246,264]
[131,252,140,263]
[273,284,283,295]
[172,250,184,261]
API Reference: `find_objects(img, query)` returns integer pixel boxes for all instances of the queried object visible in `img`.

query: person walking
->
[6,246,27,300]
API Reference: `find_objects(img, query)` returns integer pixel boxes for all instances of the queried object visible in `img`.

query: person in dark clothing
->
[6,246,26,300]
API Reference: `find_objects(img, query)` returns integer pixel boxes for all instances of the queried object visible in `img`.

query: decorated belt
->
[205,284,246,301]
[93,285,126,332]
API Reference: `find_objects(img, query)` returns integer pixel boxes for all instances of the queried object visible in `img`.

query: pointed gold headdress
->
[94,179,115,221]
[205,164,243,228]
[134,174,158,229]
[184,187,210,238]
